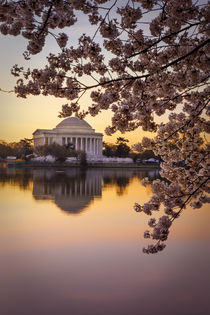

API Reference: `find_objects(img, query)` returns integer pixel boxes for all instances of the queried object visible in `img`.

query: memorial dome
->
[56,117,92,130]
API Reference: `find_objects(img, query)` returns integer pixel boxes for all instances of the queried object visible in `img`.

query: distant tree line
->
[103,137,159,162]
[0,139,33,159]
[0,140,88,166]
[0,137,159,163]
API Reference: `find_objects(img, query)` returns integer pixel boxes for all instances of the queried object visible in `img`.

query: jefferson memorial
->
[33,117,103,157]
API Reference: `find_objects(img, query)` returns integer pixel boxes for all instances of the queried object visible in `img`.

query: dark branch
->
[129,22,201,58]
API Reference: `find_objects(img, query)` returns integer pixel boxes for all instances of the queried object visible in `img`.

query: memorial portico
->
[33,117,103,158]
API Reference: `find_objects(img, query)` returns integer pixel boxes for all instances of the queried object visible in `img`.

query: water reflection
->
[0,167,209,315]
[0,167,32,189]
[33,169,102,214]
[103,169,159,195]
[0,167,160,214]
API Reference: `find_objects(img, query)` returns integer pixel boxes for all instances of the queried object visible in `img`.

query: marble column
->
[95,138,97,155]
[100,139,102,155]
[89,138,92,154]
[96,138,98,155]
[85,138,88,153]
[93,138,96,155]
[90,138,92,154]
[98,139,100,155]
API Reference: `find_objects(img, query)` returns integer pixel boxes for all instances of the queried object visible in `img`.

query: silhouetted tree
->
[116,137,130,157]
[14,138,33,158]
[103,142,116,157]
[0,140,13,158]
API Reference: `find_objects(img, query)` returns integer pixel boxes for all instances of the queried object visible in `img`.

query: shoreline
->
[3,162,160,169]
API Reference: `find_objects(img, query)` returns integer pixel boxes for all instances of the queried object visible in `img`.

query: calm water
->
[0,167,209,315]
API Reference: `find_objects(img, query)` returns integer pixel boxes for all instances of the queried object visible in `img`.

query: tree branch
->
[129,22,201,58]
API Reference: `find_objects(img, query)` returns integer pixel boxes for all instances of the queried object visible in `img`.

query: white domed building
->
[33,117,103,158]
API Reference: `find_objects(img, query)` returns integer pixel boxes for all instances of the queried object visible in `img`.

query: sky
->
[0,4,156,146]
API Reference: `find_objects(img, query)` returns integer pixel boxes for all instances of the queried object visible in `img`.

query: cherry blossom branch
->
[0,88,14,93]
[171,176,210,222]
[92,0,118,41]
[129,22,201,58]
[161,38,210,71]
[163,99,210,141]
[161,77,210,103]
[142,176,210,254]
[37,2,54,38]
[64,38,209,92]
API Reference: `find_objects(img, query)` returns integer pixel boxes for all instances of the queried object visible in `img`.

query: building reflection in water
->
[32,169,102,214]
[0,167,160,214]
[32,168,160,213]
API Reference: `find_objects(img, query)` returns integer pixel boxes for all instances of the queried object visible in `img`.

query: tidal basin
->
[0,167,209,315]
